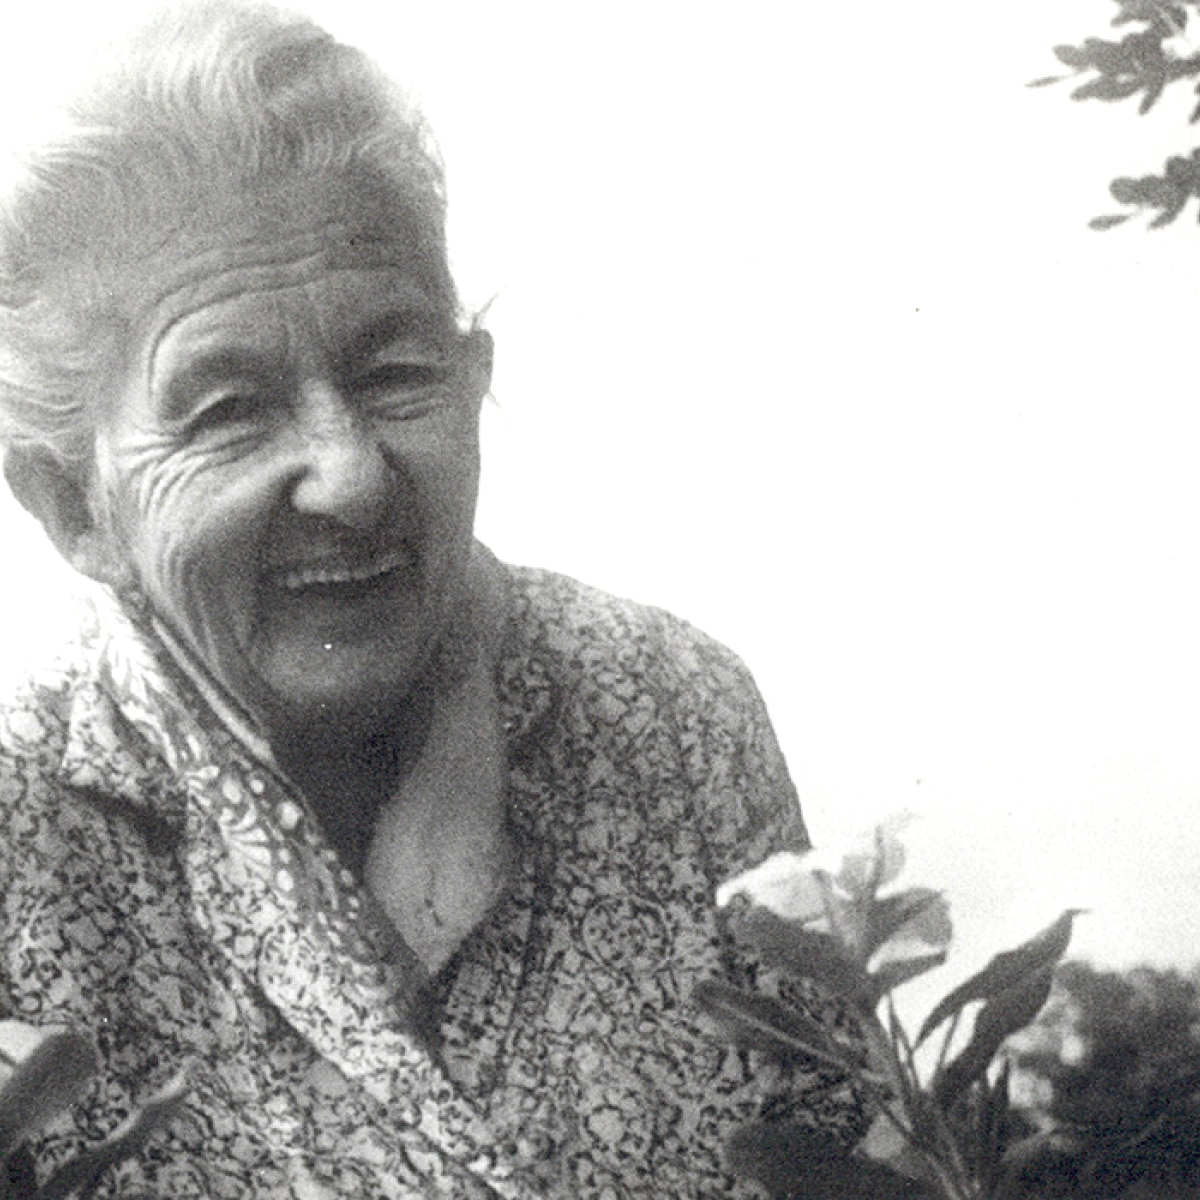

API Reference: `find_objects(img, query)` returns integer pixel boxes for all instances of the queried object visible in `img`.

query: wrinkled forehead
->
[141,224,451,378]
[105,172,456,365]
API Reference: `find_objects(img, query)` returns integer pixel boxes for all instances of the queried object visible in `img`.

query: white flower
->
[717,812,950,980]
[716,851,827,922]
[0,1020,61,1079]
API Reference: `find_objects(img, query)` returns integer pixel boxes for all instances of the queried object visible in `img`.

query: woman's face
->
[84,197,488,740]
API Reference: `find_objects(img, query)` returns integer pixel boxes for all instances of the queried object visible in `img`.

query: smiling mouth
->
[274,547,413,591]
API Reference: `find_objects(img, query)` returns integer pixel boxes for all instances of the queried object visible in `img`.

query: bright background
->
[1,1,1198,1002]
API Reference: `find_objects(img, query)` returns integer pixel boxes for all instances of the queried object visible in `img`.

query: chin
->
[241,620,442,741]
[263,667,421,741]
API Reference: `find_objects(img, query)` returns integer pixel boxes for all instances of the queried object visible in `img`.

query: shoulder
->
[503,562,756,700]
[499,563,808,872]
[0,607,178,904]
[0,643,81,814]
[0,608,191,1034]
[0,641,88,1004]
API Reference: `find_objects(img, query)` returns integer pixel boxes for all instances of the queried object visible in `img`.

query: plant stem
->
[935,1008,963,1080]
[861,1008,981,1200]
[817,873,846,945]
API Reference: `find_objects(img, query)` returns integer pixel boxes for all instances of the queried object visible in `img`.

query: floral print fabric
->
[0,564,857,1198]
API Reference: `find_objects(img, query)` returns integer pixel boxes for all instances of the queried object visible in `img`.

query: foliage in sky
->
[1011,962,1200,1196]
[1032,0,1200,227]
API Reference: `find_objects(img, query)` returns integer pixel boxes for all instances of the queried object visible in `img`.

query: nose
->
[287,381,394,531]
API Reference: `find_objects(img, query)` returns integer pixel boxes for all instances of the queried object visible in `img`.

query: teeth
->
[277,548,409,591]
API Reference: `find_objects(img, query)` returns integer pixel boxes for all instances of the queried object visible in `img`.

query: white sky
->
[1,1,1199,997]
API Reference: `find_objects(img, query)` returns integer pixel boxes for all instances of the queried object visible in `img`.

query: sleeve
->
[0,741,25,1024]
[656,613,870,1158]
[660,614,810,887]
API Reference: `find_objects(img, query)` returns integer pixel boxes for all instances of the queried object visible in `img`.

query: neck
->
[270,682,437,873]
[363,659,512,973]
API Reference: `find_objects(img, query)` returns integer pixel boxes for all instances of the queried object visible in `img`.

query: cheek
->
[407,420,481,520]
[102,439,261,616]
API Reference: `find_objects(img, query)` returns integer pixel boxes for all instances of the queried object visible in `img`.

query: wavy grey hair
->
[0,0,457,474]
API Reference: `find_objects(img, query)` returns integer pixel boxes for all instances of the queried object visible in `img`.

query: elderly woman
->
[0,4,855,1197]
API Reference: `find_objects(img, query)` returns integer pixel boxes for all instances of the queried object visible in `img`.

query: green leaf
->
[1149,197,1188,226]
[916,910,1080,1047]
[726,1119,845,1192]
[38,1071,189,1200]
[1111,175,1147,204]
[734,907,871,1001]
[1139,74,1167,114]
[836,815,910,900]
[885,1001,921,1105]
[1028,74,1071,89]
[726,1121,930,1199]
[1073,78,1142,103]
[872,1000,924,1125]
[1053,44,1090,68]
[692,980,852,1071]
[0,1031,98,1158]
[1,1145,38,1200]
[979,1061,1011,1191]
[868,951,948,1002]
[934,965,1056,1108]
[995,1130,1084,1200]
[865,888,951,960]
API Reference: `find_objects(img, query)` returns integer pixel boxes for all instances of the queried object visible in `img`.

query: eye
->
[353,346,455,414]
[358,361,446,391]
[185,386,264,434]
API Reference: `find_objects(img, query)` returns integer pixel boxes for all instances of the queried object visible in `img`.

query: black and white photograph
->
[0,2,1198,1196]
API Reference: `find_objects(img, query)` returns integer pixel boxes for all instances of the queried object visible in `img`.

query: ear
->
[461,328,494,409]
[3,446,124,585]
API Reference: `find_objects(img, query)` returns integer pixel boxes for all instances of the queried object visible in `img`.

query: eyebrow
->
[155,348,277,422]
[337,307,457,366]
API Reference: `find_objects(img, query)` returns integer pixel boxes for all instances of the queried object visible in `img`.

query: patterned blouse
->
[0,564,855,1198]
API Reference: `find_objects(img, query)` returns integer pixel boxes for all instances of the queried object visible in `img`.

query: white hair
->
[0,0,457,471]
